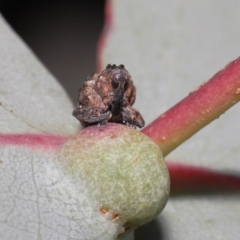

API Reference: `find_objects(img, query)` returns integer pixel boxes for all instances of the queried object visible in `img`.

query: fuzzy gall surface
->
[56,123,170,237]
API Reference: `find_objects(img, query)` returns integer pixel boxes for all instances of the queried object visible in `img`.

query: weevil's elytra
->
[73,64,145,128]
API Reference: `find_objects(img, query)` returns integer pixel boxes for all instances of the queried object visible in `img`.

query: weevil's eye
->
[111,78,119,89]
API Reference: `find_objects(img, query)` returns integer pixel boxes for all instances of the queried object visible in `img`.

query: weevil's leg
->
[123,78,136,106]
[72,107,82,117]
[83,109,112,125]
[122,105,145,128]
[73,107,112,127]
[129,85,136,106]
[72,106,85,123]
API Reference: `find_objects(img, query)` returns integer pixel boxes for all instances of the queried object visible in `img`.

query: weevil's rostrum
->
[73,64,145,128]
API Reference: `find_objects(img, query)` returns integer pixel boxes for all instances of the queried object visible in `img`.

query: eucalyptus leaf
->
[0,15,118,240]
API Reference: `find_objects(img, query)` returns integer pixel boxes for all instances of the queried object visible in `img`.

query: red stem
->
[143,57,240,156]
[167,162,240,195]
[0,133,67,150]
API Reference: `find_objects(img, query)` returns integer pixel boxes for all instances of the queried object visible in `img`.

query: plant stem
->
[142,57,240,156]
[0,133,67,150]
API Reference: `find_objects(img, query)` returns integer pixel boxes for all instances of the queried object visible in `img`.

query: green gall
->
[56,123,170,238]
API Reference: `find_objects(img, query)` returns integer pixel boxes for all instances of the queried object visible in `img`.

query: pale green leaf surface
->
[102,1,240,239]
[0,145,121,240]
[0,16,79,135]
[0,14,169,240]
[0,15,120,240]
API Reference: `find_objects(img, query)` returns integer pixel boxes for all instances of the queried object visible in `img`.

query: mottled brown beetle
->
[73,64,145,128]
